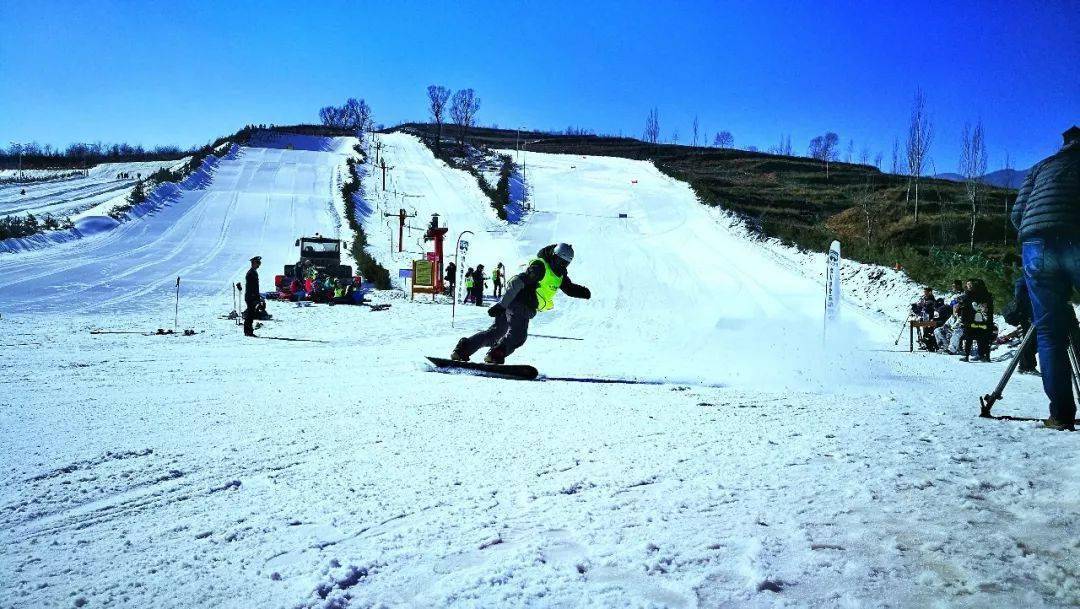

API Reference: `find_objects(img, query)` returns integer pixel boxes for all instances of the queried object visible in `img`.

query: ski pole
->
[174,277,180,330]
[892,317,909,346]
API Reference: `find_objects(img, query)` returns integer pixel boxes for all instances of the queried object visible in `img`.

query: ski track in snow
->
[0,133,1077,609]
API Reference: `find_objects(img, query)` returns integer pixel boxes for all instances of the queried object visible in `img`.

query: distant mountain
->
[934,167,1030,189]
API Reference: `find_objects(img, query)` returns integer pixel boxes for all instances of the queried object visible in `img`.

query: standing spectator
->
[1012,125,1080,430]
[473,264,487,306]
[492,262,505,299]
[444,262,457,296]
[244,256,262,337]
[958,279,994,362]
[463,267,475,303]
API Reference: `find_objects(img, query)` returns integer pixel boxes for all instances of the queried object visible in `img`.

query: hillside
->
[935,167,1030,189]
[397,123,1025,306]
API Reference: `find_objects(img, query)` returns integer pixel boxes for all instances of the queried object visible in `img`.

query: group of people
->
[443,261,506,306]
[277,274,364,305]
[911,279,1001,364]
[913,124,1078,431]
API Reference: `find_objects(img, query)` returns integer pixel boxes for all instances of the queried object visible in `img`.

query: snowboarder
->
[472,264,487,306]
[244,256,262,337]
[451,243,591,364]
[492,263,505,299]
[1012,125,1080,430]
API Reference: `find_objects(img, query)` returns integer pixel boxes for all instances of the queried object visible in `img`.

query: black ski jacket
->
[1011,141,1080,241]
[958,291,994,330]
[245,267,260,305]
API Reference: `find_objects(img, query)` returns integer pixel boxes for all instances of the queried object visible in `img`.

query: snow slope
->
[1,133,1075,609]
[0,159,189,220]
[0,135,356,315]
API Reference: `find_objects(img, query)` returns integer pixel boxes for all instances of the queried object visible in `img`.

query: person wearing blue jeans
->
[1012,126,1080,431]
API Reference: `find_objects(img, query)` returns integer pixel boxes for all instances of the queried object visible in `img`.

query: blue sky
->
[1,0,1077,170]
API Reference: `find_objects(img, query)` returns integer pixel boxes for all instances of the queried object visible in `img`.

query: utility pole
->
[380,158,394,192]
[383,208,417,253]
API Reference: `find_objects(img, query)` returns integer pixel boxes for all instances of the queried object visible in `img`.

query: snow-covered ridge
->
[0,149,231,255]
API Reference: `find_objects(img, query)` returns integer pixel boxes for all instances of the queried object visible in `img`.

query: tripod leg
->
[1068,333,1080,401]
[980,325,1036,417]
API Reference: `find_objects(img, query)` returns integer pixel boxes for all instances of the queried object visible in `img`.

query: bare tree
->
[449,89,481,143]
[873,151,883,168]
[845,139,855,163]
[853,180,882,246]
[713,131,734,148]
[890,137,901,175]
[319,106,339,127]
[1002,151,1013,245]
[859,146,870,165]
[691,116,700,147]
[768,134,792,155]
[643,108,660,144]
[343,98,372,133]
[959,120,987,250]
[808,132,839,176]
[671,129,679,145]
[905,88,934,221]
[427,85,451,156]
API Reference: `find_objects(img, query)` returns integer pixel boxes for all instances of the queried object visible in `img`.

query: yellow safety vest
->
[533,258,563,312]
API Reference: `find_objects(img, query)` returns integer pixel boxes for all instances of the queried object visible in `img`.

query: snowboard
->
[426,356,538,380]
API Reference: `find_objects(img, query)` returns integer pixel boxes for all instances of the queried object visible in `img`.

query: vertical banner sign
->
[457,240,469,304]
[825,240,842,323]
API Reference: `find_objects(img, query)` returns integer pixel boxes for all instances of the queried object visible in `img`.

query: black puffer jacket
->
[1011,141,1080,240]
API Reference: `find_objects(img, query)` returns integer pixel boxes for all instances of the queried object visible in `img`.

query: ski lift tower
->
[424,213,449,292]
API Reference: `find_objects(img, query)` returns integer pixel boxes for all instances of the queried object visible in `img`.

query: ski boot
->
[450,338,471,361]
[1042,417,1076,432]
[484,347,506,365]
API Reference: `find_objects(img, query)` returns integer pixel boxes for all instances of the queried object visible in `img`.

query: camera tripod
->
[980,323,1080,421]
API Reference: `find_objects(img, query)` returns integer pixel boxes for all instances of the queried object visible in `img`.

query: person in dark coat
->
[444,262,457,296]
[244,256,262,337]
[451,243,591,364]
[1002,276,1038,374]
[492,263,505,299]
[958,279,994,363]
[1012,126,1080,429]
[472,264,486,306]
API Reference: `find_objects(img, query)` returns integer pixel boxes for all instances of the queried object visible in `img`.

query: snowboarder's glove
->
[580,287,591,299]
[488,304,504,317]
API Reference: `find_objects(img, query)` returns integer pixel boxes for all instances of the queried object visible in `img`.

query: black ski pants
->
[243,301,257,336]
[962,327,991,361]
[1018,322,1038,372]
[460,302,532,357]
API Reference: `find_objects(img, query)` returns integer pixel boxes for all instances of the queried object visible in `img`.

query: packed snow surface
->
[0,160,189,220]
[1,133,1076,609]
